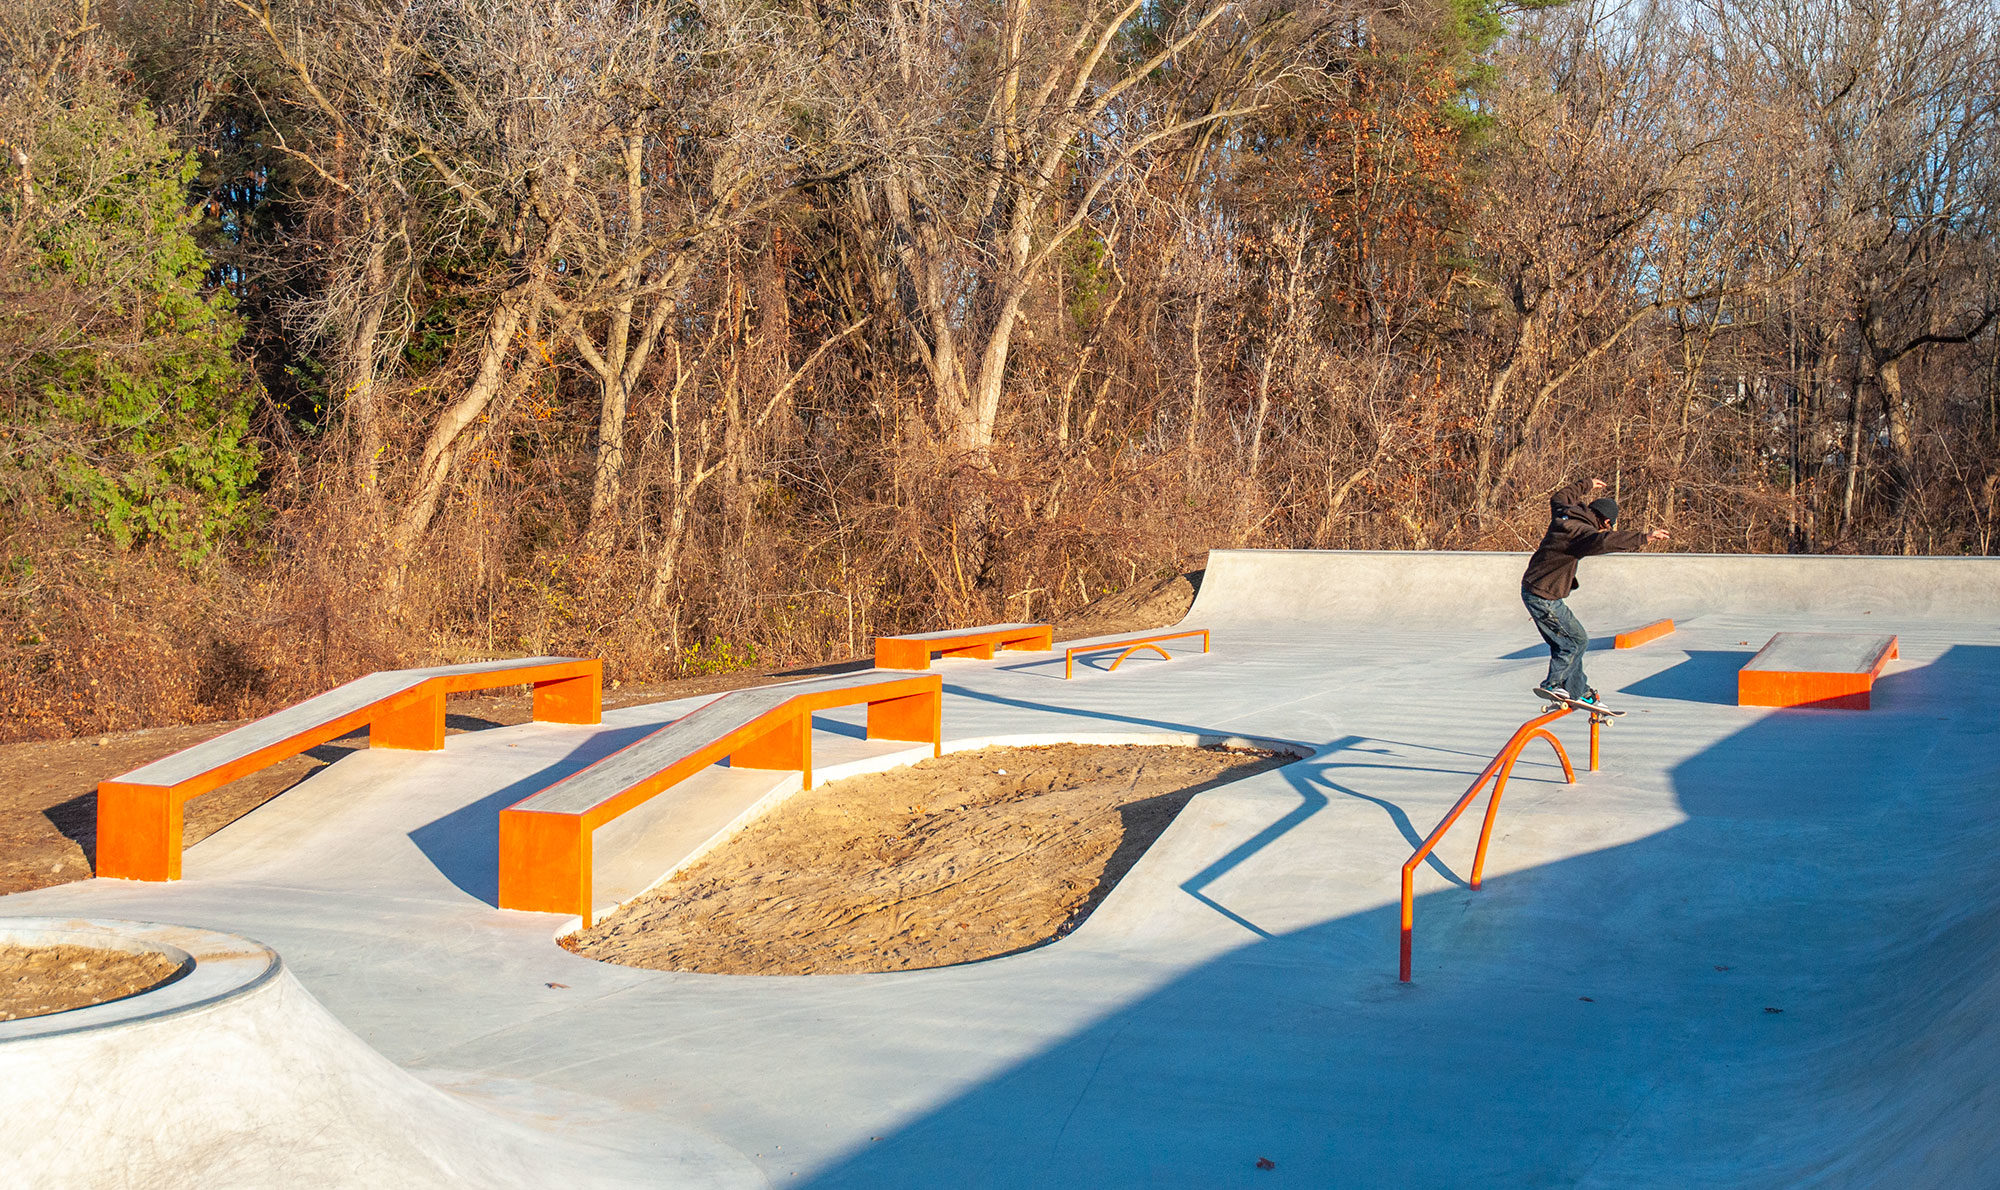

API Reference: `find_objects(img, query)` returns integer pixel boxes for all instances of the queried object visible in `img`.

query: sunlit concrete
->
[7,549,2000,1186]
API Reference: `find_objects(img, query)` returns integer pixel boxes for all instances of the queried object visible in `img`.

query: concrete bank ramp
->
[1185,548,2000,628]
[0,919,757,1189]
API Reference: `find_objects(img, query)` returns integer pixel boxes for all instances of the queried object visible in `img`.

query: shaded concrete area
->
[5,549,2000,1186]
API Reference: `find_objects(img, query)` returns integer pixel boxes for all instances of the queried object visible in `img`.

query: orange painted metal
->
[94,780,185,882]
[1399,707,1590,983]
[95,658,603,883]
[497,673,944,924]
[874,624,1054,670]
[1613,619,1675,649]
[370,688,447,750]
[532,670,603,724]
[1737,636,1898,710]
[1063,629,1211,679]
[729,711,811,780]
[1589,715,1600,773]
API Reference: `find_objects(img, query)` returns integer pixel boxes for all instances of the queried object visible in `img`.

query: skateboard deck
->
[1536,689,1624,717]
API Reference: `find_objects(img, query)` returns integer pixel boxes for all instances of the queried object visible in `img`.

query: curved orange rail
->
[1398,707,1601,982]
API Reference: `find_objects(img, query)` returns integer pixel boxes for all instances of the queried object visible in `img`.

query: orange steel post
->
[1400,708,1586,983]
[1468,729,1572,890]
[729,711,812,784]
[95,782,182,881]
[1589,715,1600,772]
[369,688,446,750]
[867,689,943,754]
[533,669,602,724]
[496,810,590,920]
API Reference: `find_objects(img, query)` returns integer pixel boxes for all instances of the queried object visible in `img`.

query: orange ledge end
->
[1614,619,1675,649]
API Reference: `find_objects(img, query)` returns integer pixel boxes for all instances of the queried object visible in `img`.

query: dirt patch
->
[0,944,187,1021]
[565,742,1286,975]
[1054,569,1202,641]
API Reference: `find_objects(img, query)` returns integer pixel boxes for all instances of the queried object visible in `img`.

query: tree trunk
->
[393,289,530,556]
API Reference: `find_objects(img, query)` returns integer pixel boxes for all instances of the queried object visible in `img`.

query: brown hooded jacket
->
[1521,484,1647,599]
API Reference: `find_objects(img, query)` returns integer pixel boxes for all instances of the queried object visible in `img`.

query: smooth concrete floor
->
[8,549,2000,1186]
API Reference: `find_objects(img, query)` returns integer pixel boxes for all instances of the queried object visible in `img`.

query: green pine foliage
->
[1,69,260,562]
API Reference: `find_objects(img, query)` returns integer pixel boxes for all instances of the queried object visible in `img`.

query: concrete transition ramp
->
[0,919,757,1189]
[1186,547,2000,628]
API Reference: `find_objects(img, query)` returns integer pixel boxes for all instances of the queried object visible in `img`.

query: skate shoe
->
[1533,684,1572,703]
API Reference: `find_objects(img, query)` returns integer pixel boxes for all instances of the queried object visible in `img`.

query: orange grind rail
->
[1399,707,1603,983]
[96,659,602,882]
[1613,619,1675,649]
[1064,629,1210,679]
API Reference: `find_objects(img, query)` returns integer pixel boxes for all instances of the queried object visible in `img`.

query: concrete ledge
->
[1614,619,1676,649]
[1738,632,1899,710]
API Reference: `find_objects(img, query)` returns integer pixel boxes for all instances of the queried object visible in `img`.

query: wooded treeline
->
[2,0,1997,737]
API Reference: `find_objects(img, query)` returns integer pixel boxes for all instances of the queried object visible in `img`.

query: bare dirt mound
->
[0,944,187,1021]
[565,742,1285,975]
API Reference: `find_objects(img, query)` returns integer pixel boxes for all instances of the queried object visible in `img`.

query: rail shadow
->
[406,722,657,905]
[1617,649,1752,705]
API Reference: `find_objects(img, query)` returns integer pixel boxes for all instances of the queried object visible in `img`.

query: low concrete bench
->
[1613,619,1675,649]
[497,670,942,921]
[1738,632,1898,709]
[874,622,1053,670]
[96,657,601,881]
[1065,629,1210,679]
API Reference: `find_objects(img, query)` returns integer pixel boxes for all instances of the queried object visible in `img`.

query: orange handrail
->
[1398,707,1602,982]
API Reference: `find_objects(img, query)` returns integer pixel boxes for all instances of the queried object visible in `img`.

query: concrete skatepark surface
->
[6,548,2000,1186]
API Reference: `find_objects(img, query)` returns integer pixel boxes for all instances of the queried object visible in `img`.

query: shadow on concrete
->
[798,645,2000,1188]
[406,722,658,906]
[938,685,1262,740]
[1499,637,1614,661]
[47,739,375,871]
[1617,649,1752,705]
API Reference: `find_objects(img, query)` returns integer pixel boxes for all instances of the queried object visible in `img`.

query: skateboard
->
[1535,688,1624,719]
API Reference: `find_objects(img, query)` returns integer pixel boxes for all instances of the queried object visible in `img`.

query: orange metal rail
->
[1398,707,1601,982]
[1063,629,1210,679]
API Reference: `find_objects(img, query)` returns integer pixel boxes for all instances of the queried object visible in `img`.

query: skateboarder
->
[1522,478,1669,708]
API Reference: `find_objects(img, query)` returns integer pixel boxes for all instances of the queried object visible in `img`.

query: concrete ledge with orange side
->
[1065,629,1210,679]
[95,657,601,883]
[497,670,943,923]
[1738,632,1899,709]
[875,623,1053,670]
[1613,619,1675,649]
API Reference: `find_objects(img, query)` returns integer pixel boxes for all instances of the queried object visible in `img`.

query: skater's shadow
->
[1618,650,1752,705]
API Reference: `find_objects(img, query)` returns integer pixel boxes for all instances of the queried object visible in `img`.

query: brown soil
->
[564,742,1284,975]
[0,576,1201,898]
[0,944,187,1021]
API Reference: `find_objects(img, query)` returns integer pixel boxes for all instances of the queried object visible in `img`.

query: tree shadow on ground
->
[797,645,2000,1188]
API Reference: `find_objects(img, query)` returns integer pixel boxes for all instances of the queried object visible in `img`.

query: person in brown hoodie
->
[1522,477,1670,705]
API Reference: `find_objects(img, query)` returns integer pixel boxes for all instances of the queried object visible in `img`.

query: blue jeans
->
[1522,588,1589,696]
